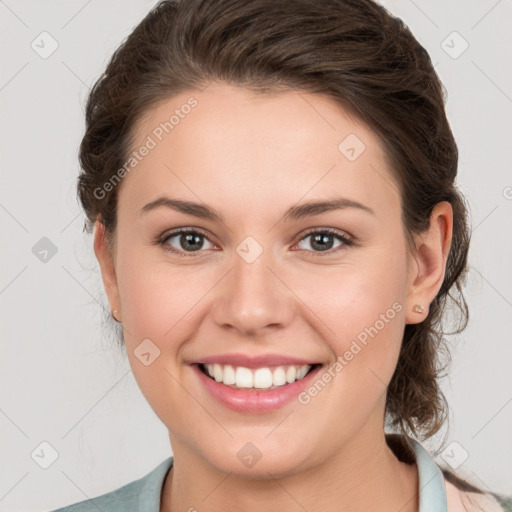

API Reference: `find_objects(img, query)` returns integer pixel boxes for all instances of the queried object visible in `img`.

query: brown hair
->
[78,0,473,477]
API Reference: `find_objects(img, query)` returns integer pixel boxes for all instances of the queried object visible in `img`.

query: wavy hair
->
[77,0,473,478]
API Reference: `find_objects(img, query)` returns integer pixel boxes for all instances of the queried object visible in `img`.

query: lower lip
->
[192,363,323,413]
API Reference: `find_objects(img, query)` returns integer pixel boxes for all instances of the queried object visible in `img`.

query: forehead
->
[119,83,400,222]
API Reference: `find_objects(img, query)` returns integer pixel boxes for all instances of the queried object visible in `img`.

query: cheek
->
[301,252,406,338]
[115,257,203,422]
[117,251,205,343]
[294,246,408,383]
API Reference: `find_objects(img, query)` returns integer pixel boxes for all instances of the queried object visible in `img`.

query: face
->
[95,82,440,477]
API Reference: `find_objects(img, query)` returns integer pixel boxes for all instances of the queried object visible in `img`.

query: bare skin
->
[94,82,452,512]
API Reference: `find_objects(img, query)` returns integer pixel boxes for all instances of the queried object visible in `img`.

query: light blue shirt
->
[51,435,449,511]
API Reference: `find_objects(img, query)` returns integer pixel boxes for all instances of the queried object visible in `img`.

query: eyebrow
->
[139,195,375,222]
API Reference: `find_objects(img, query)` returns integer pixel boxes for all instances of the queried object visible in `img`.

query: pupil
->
[182,233,203,251]
[311,233,333,251]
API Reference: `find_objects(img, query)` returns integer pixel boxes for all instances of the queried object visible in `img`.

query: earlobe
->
[405,201,453,324]
[93,219,121,319]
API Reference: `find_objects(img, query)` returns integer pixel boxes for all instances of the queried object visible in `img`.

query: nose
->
[211,247,295,337]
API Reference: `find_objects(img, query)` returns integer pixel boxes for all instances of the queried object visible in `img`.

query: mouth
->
[196,362,321,391]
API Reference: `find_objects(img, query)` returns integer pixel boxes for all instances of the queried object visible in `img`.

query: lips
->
[192,362,323,412]
[194,352,319,369]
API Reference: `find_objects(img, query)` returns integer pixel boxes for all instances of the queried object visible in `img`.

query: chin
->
[201,441,310,479]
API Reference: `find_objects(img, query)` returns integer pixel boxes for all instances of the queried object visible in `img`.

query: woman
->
[51,0,506,510]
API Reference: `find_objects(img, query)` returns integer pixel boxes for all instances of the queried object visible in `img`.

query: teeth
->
[236,367,253,388]
[213,364,223,382]
[223,364,236,385]
[203,363,313,389]
[297,365,309,380]
[272,366,287,386]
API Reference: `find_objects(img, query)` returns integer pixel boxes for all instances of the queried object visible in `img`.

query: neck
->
[160,430,418,512]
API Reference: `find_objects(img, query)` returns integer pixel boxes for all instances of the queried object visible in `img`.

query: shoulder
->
[445,479,507,512]
[48,476,145,512]
[49,457,173,512]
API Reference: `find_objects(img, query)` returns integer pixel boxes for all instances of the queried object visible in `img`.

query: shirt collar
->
[386,433,448,512]
[142,434,448,512]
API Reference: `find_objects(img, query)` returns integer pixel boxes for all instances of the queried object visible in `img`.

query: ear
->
[405,201,453,324]
[93,219,121,321]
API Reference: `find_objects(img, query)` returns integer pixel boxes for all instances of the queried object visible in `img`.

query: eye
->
[157,227,354,258]
[159,228,216,257]
[294,228,353,255]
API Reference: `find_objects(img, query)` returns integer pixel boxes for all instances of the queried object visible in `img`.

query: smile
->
[192,361,323,413]
[199,363,318,390]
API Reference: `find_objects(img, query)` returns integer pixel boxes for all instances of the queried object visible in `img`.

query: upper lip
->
[194,353,319,369]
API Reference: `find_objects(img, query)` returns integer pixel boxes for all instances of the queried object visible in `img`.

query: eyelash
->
[156,227,355,258]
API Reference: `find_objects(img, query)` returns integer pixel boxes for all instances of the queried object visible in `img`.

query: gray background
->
[0,1,511,510]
